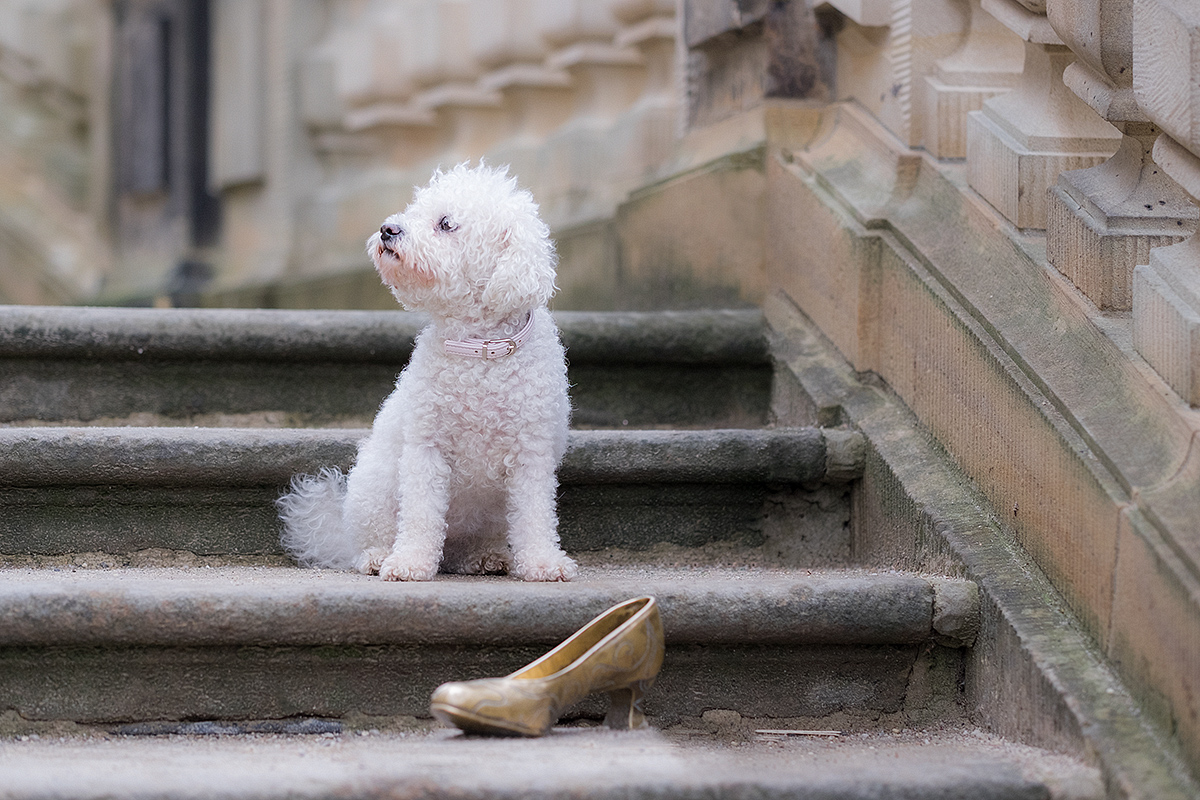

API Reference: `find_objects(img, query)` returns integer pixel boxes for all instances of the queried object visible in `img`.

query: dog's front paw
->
[516,552,579,582]
[354,547,389,575]
[379,553,438,582]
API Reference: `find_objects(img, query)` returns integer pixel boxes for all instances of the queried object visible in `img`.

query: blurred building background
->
[0,0,832,310]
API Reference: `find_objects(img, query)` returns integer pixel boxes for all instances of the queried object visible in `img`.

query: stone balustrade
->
[922,0,1023,159]
[966,0,1122,229]
[831,0,980,151]
[297,0,653,148]
[470,0,547,73]
[773,0,1200,780]
[263,0,676,293]
[300,0,430,136]
[1045,0,1196,310]
[1130,0,1200,404]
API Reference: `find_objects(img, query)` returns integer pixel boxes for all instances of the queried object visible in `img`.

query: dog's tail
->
[276,467,359,569]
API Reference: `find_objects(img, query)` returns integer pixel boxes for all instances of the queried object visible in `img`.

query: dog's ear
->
[481,220,557,313]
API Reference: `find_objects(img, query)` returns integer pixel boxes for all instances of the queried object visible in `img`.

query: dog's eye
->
[438,216,458,233]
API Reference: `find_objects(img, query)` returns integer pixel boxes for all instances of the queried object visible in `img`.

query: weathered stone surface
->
[0,566,951,724]
[0,730,1087,800]
[0,568,943,648]
[683,0,770,48]
[929,577,982,647]
[560,428,831,485]
[0,427,856,558]
[612,151,768,310]
[967,0,1122,230]
[0,307,771,427]
[1044,0,1198,311]
[1132,0,1200,155]
[1108,505,1200,774]
[765,289,1200,798]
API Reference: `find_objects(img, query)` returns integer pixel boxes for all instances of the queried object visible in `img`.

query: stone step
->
[0,306,770,429]
[0,724,1102,800]
[0,426,862,564]
[0,565,978,726]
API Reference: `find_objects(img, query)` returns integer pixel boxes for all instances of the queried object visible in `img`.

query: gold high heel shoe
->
[430,596,664,737]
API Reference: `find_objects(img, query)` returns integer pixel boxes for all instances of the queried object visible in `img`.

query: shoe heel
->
[603,679,652,730]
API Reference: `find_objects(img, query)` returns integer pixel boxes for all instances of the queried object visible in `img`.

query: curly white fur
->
[277,163,577,581]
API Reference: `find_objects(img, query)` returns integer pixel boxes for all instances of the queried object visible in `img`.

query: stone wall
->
[0,0,109,305]
[761,0,1200,780]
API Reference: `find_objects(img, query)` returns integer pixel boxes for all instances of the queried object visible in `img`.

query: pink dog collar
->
[443,313,535,359]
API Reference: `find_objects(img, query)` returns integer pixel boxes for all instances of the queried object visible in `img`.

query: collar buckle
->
[482,338,517,359]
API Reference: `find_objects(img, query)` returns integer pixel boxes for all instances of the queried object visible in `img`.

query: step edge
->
[0,571,960,649]
[0,427,860,488]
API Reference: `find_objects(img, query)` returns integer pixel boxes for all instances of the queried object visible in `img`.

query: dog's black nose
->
[380,223,403,242]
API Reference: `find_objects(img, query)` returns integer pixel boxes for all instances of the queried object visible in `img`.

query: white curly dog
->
[278,163,577,582]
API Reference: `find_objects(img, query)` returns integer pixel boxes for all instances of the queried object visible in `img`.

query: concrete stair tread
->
[0,565,978,725]
[0,425,848,487]
[0,724,1101,799]
[0,307,768,364]
[0,426,859,561]
[0,307,771,429]
[0,565,974,648]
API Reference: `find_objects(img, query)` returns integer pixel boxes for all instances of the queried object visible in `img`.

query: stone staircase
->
[0,305,1115,798]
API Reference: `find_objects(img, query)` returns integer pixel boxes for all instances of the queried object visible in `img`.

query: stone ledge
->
[0,427,853,489]
[0,566,962,648]
[0,308,772,428]
[0,306,769,366]
[0,564,969,726]
[766,293,1200,799]
[0,427,858,559]
[0,730,1093,800]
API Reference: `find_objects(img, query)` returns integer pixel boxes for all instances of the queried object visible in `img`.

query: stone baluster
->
[1131,0,1200,404]
[531,0,645,223]
[966,0,1122,229]
[536,0,644,125]
[469,0,572,147]
[408,0,505,160]
[409,0,487,99]
[1045,0,1196,310]
[608,0,677,181]
[922,0,1024,159]
[471,0,548,74]
[300,0,434,145]
[828,0,975,150]
[611,0,676,93]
